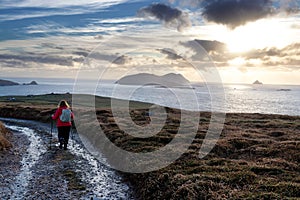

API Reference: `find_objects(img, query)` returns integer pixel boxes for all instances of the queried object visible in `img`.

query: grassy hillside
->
[0,93,299,199]
[0,122,12,151]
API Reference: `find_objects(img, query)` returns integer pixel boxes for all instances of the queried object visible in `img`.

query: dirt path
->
[0,118,133,200]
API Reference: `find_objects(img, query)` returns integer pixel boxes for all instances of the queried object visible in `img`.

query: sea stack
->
[253,80,263,85]
[23,81,38,85]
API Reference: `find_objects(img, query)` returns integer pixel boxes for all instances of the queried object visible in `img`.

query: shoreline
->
[0,93,299,199]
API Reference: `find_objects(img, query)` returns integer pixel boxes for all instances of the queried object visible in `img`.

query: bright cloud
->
[0,0,129,8]
[0,0,300,84]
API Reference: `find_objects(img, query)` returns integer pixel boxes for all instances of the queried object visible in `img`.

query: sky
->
[0,0,300,85]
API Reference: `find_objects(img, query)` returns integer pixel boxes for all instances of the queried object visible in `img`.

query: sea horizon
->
[0,76,299,116]
[1,76,300,87]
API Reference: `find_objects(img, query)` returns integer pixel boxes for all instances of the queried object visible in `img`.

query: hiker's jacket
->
[52,106,74,127]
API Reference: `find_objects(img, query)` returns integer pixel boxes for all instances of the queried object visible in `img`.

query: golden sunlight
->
[225,18,294,53]
[186,16,297,54]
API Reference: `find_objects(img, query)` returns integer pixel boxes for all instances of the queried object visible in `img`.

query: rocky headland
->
[0,79,19,86]
[0,79,38,86]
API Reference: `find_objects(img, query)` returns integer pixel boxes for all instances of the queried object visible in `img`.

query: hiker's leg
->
[57,127,64,148]
[62,126,71,150]
[64,126,71,144]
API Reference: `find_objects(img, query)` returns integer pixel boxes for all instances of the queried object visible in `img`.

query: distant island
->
[23,81,38,85]
[116,73,192,88]
[0,79,38,86]
[253,80,263,85]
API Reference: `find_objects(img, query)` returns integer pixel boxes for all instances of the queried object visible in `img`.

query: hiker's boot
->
[59,138,64,149]
[63,143,68,150]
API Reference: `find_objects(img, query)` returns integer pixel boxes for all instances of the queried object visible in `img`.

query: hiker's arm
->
[52,109,60,120]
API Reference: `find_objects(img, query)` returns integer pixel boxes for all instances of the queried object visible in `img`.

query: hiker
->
[52,100,74,150]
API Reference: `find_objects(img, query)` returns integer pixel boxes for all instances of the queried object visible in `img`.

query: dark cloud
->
[263,58,300,67]
[0,53,74,66]
[112,55,128,65]
[41,43,64,50]
[0,60,27,68]
[181,39,230,63]
[170,0,300,28]
[158,48,182,60]
[245,47,285,60]
[72,57,85,63]
[88,52,129,65]
[282,43,300,52]
[73,51,89,57]
[240,43,300,67]
[201,0,276,29]
[244,43,300,60]
[137,3,191,31]
[181,39,300,69]
[194,39,227,53]
[73,47,130,65]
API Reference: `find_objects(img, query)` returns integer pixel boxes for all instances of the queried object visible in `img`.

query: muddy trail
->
[0,118,133,200]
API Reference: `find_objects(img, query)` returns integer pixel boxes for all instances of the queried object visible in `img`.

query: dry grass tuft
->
[0,121,12,151]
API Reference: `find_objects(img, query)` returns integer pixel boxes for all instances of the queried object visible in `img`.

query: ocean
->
[0,77,299,116]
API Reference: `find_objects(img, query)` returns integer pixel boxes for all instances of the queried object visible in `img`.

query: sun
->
[224,18,293,53]
[185,17,294,53]
[185,16,292,53]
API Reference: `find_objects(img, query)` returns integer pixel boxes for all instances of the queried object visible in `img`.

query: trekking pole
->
[70,109,75,142]
[71,122,74,140]
[71,122,75,144]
